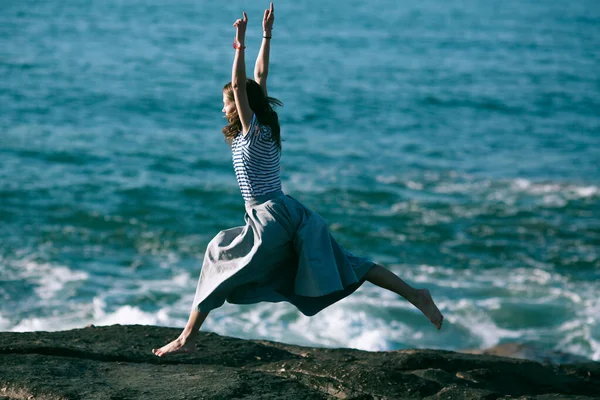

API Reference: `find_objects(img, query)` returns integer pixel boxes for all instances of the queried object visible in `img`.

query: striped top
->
[231,114,282,201]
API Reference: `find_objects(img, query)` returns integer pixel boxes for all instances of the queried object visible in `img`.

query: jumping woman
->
[152,3,443,357]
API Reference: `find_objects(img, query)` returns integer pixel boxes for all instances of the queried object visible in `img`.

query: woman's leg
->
[152,309,210,357]
[364,264,444,330]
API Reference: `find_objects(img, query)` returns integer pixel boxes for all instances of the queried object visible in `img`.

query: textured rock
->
[0,325,598,399]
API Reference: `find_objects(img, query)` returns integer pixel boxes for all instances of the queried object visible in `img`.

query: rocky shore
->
[1,324,598,399]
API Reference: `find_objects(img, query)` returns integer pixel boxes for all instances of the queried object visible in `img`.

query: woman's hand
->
[263,3,274,33]
[233,12,248,46]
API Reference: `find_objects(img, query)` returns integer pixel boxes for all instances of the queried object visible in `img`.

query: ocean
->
[1,0,599,361]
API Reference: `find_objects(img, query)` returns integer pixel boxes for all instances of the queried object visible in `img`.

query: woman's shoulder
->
[258,122,273,140]
[248,114,272,141]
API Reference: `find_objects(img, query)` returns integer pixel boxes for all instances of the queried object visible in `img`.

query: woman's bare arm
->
[254,2,274,96]
[232,12,253,135]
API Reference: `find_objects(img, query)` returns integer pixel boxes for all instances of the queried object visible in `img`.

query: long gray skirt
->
[192,189,376,316]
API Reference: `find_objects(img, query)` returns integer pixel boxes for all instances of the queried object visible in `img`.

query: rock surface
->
[1,325,598,399]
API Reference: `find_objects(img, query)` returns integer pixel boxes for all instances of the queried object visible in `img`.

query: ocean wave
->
[7,257,89,301]
[511,178,598,199]
[2,260,598,361]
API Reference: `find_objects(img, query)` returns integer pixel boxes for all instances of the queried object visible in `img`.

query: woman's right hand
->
[233,12,248,46]
[263,3,274,33]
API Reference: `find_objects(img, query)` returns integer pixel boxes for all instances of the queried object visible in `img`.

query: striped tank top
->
[231,113,282,201]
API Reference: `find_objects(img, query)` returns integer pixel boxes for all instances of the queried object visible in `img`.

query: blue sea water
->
[1,0,599,360]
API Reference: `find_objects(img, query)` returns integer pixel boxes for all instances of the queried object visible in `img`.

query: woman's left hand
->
[233,12,248,46]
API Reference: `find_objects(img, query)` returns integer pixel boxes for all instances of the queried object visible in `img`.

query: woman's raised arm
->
[232,12,253,135]
[254,2,274,96]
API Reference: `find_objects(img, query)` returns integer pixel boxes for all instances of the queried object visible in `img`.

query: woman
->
[153,3,443,357]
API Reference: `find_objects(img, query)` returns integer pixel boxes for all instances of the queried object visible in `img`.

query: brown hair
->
[222,80,283,150]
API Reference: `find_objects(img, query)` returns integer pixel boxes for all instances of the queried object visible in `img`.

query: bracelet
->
[232,41,246,50]
[263,36,272,39]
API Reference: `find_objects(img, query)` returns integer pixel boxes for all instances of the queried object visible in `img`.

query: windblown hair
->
[222,80,283,150]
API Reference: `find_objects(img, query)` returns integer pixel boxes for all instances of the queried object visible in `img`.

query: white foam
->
[433,179,470,194]
[12,317,72,332]
[375,175,398,184]
[285,304,404,351]
[557,322,596,360]
[447,299,525,348]
[9,299,184,333]
[573,186,598,198]
[11,258,89,300]
[548,287,582,304]
[0,313,11,331]
[95,305,159,326]
[542,194,568,207]
[477,298,503,310]
[406,180,424,190]
[513,178,531,190]
[375,175,424,191]
[511,178,598,199]
[347,326,392,351]
[11,304,93,332]
[3,246,599,361]
[589,334,600,361]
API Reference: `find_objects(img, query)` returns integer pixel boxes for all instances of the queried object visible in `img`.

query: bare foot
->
[413,289,444,330]
[152,336,197,357]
